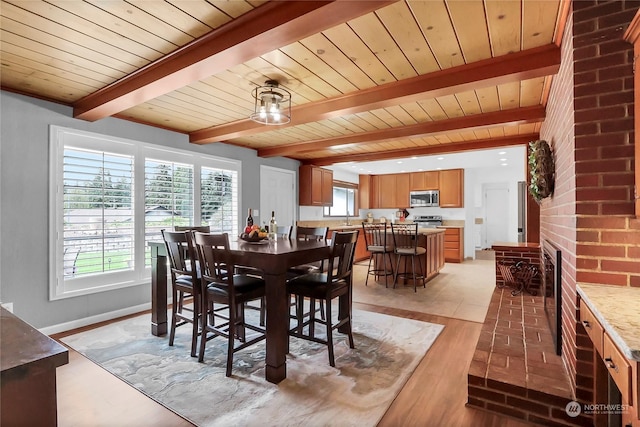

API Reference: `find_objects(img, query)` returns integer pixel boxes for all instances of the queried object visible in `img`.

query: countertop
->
[329,224,445,234]
[437,225,464,229]
[577,283,640,361]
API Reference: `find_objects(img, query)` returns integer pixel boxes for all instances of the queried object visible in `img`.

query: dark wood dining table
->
[149,236,332,384]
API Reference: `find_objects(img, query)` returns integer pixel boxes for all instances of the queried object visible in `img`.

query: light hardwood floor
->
[53,303,533,427]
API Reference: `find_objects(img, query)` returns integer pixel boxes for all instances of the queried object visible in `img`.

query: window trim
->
[323,180,359,217]
[49,125,241,300]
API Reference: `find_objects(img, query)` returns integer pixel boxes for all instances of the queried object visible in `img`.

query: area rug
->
[351,257,496,323]
[61,309,443,427]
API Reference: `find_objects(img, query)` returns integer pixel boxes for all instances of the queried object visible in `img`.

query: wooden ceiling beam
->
[303,134,538,166]
[190,44,560,144]
[73,0,394,121]
[258,106,545,158]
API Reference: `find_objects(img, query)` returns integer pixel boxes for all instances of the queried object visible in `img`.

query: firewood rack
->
[497,260,539,296]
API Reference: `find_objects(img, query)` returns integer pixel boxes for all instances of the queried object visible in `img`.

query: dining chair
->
[287,226,330,322]
[161,230,201,357]
[193,232,266,376]
[361,222,394,287]
[174,225,211,233]
[390,223,426,292]
[287,230,359,367]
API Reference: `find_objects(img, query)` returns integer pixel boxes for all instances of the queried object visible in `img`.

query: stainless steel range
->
[413,215,443,228]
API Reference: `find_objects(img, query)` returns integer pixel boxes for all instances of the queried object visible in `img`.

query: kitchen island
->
[370,226,446,286]
[298,221,446,285]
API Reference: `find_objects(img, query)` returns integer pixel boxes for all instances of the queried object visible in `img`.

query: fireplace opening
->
[542,240,562,355]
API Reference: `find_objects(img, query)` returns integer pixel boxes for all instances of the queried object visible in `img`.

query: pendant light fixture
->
[249,80,291,125]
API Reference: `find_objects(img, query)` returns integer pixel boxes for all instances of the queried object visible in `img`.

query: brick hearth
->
[467,288,592,426]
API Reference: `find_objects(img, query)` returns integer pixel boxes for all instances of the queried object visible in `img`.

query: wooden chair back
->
[161,230,198,280]
[193,232,235,294]
[174,225,211,233]
[295,226,328,241]
[362,222,389,251]
[390,223,420,254]
[326,230,359,284]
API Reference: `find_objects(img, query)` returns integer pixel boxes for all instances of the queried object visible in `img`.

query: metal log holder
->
[497,260,539,296]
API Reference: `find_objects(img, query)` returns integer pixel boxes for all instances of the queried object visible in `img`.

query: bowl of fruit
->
[240,225,268,242]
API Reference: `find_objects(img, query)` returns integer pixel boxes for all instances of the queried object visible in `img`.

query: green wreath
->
[528,140,554,203]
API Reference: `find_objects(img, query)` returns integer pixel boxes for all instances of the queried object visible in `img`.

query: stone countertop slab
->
[577,283,640,361]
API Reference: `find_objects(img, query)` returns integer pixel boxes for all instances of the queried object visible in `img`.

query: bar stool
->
[361,222,394,287]
[390,223,426,292]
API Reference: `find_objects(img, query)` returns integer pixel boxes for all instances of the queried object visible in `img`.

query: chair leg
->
[190,293,199,357]
[365,254,373,286]
[226,303,236,377]
[259,296,266,326]
[411,255,417,292]
[386,251,394,288]
[325,298,335,367]
[393,255,401,288]
[198,299,208,363]
[169,289,179,347]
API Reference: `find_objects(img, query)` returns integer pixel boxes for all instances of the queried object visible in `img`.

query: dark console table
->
[1,307,69,426]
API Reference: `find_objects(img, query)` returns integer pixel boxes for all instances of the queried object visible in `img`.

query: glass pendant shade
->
[250,80,291,125]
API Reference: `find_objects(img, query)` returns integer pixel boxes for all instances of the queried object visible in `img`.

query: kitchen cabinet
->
[299,165,333,206]
[439,169,464,208]
[359,174,371,209]
[578,286,640,427]
[410,171,439,191]
[442,227,464,263]
[378,174,410,209]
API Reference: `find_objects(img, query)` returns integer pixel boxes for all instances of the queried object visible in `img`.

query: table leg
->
[151,252,168,336]
[263,272,287,383]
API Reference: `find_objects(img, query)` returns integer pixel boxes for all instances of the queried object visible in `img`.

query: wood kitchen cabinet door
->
[378,174,396,208]
[439,169,464,208]
[410,171,439,190]
[395,173,410,208]
[299,165,333,206]
[359,174,371,209]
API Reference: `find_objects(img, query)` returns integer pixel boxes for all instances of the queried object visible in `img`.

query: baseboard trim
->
[39,302,152,335]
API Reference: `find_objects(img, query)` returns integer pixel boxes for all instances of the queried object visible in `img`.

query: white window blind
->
[201,166,238,233]
[63,148,135,279]
[144,159,194,265]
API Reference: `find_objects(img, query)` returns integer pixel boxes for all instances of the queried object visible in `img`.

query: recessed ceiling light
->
[437,157,444,160]
[397,161,403,164]
[500,158,507,161]
[411,156,418,159]
[436,167,442,170]
[501,163,508,166]
[499,151,506,155]
[418,168,424,171]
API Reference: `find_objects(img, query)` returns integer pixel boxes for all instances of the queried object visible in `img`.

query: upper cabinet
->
[299,165,333,206]
[439,169,464,208]
[410,171,439,191]
[360,168,463,209]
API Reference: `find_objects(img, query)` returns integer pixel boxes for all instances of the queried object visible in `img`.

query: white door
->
[259,166,296,229]
[484,185,509,248]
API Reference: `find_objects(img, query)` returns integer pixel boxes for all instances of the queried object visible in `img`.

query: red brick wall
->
[540,0,640,402]
[539,7,578,391]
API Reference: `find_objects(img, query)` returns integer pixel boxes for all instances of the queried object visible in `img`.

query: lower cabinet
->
[579,298,639,427]
[442,227,464,263]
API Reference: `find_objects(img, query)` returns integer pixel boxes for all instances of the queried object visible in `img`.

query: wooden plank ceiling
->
[0,0,568,166]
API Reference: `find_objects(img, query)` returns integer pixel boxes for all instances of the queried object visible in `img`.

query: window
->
[50,126,240,299]
[323,181,357,217]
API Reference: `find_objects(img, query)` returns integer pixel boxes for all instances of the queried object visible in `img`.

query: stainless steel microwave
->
[409,190,439,207]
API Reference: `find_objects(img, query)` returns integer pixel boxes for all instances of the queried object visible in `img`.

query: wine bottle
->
[269,211,277,240]
[246,208,253,227]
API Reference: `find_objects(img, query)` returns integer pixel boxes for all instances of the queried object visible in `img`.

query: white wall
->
[0,91,299,329]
